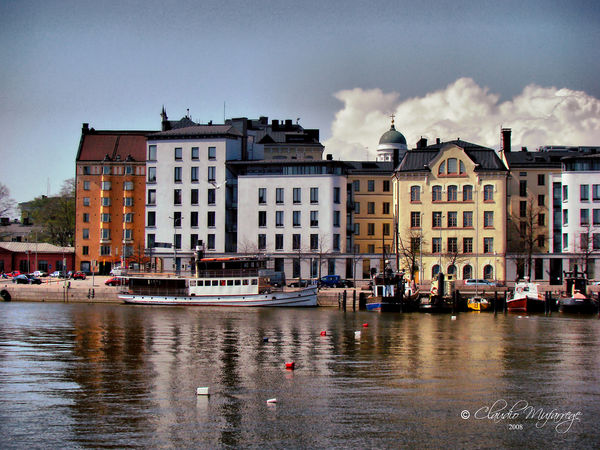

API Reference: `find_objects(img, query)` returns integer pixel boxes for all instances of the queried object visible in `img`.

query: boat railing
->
[196,269,260,278]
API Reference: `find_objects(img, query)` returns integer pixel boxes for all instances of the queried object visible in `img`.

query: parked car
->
[110,266,128,276]
[105,276,127,286]
[31,270,47,277]
[318,275,354,288]
[12,274,42,285]
[288,279,311,288]
[464,278,497,287]
[72,271,87,280]
[50,271,67,278]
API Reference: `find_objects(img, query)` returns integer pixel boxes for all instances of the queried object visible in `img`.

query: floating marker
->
[196,387,210,396]
[451,316,457,320]
[263,337,269,342]
[518,316,522,319]
[362,323,369,327]
[354,330,361,338]
[320,331,327,336]
[285,361,295,370]
[266,398,277,404]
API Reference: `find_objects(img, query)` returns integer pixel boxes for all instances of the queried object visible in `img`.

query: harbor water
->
[0,302,599,448]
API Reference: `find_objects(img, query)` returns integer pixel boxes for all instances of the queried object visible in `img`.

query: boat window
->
[234,279,241,285]
[251,279,258,285]
[197,280,203,287]
[221,280,226,286]
[212,280,218,286]
[227,280,234,286]
[243,279,249,285]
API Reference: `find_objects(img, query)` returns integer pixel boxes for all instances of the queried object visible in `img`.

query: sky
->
[1,0,600,209]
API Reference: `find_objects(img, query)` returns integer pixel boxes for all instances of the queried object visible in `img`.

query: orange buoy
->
[362,323,368,327]
[320,331,327,336]
[285,361,295,370]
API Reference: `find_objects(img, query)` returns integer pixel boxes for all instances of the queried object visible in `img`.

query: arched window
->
[432,185,442,202]
[432,264,440,278]
[448,264,456,276]
[410,186,421,202]
[484,185,494,201]
[438,161,446,175]
[459,160,466,174]
[484,264,494,280]
[463,185,473,201]
[447,158,458,174]
[463,265,472,280]
[447,185,458,201]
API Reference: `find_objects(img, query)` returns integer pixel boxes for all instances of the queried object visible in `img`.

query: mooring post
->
[503,291,507,313]
[337,292,341,309]
[494,291,498,315]
[352,289,356,311]
[342,290,347,311]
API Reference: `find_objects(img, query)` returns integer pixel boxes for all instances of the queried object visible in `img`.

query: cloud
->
[324,78,600,160]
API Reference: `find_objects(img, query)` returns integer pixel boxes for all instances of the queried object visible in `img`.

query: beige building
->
[393,139,509,283]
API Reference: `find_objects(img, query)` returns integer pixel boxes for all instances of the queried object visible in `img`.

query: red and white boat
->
[507,279,545,313]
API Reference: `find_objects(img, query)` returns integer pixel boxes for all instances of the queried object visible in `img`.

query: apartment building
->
[75,124,152,274]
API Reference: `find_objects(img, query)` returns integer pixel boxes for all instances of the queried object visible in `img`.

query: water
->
[0,303,599,448]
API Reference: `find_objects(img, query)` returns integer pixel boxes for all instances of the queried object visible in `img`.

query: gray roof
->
[345,161,395,174]
[396,140,508,173]
[0,242,74,254]
[149,124,243,139]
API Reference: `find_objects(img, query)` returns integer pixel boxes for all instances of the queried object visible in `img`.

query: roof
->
[345,161,395,174]
[149,124,243,140]
[396,140,508,173]
[505,147,600,169]
[379,125,407,146]
[76,128,153,162]
[0,242,74,254]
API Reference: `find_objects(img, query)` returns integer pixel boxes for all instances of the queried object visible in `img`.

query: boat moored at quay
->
[119,250,317,307]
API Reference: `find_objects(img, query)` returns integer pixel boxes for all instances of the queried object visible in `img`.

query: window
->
[463,237,473,253]
[124,197,133,207]
[411,212,421,227]
[483,265,493,280]
[258,234,266,250]
[580,233,589,251]
[538,174,545,186]
[383,223,390,236]
[463,265,473,280]
[581,184,589,201]
[258,211,267,227]
[432,237,441,253]
[173,212,182,227]
[594,209,600,225]
[537,194,545,207]
[594,234,600,250]
[191,234,198,249]
[124,213,133,223]
[191,167,199,182]
[101,228,110,240]
[174,167,182,182]
[101,213,111,223]
[147,190,156,205]
[447,237,458,253]
[125,165,133,175]
[82,246,89,256]
[102,181,111,191]
[191,147,199,160]
[174,147,182,160]
[147,234,155,249]
[484,185,494,201]
[483,237,493,253]
[102,166,111,175]
[333,234,340,251]
[383,202,390,215]
[82,228,89,239]
[520,221,527,236]
[83,181,90,190]
[538,213,545,226]
[148,167,156,183]
[82,213,89,223]
[581,209,589,226]
[484,211,494,228]
[333,211,340,227]
[410,237,420,253]
[174,189,182,205]
[207,211,215,228]
[354,223,360,235]
[207,234,215,250]
[459,160,466,174]
[433,211,442,228]
[447,185,457,201]
[563,233,568,249]
[190,211,198,227]
[208,147,216,160]
[563,209,568,225]
[276,188,284,204]
[438,161,446,175]
[368,180,375,192]
[100,245,111,256]
[148,145,157,161]
[310,187,319,204]
[537,235,545,248]
[333,187,340,204]
[190,189,198,205]
[258,188,267,204]
[463,185,473,201]
[368,223,375,235]
[123,229,133,240]
[208,189,216,205]
[124,181,133,191]
[292,234,301,250]
[383,180,390,192]
[275,234,284,250]
[208,166,216,182]
[411,186,421,202]
[147,211,156,227]
[275,211,284,227]
[293,187,301,204]
[519,180,527,197]
[520,201,527,217]
[293,211,301,227]
[353,180,360,192]
[368,244,375,253]
[563,185,568,201]
[432,185,442,202]
[310,234,318,250]
[101,197,111,207]
[463,211,473,228]
[593,184,600,201]
[447,158,457,174]
[447,211,457,227]
[368,202,375,214]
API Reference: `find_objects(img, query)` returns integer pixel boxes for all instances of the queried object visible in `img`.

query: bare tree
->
[509,194,546,279]
[397,228,426,281]
[237,237,260,255]
[575,224,599,278]
[309,232,331,280]
[0,183,15,218]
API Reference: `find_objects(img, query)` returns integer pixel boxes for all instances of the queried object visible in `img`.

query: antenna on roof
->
[186,108,190,119]
[223,101,226,122]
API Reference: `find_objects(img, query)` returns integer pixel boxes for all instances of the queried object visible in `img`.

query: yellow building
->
[393,139,509,283]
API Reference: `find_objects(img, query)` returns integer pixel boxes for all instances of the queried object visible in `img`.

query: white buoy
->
[518,316,522,319]
[451,316,457,320]
[196,387,210,396]
[354,330,361,338]
[266,398,277,404]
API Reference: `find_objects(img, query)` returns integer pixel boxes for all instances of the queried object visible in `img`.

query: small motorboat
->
[467,296,490,311]
[507,279,546,313]
[558,268,597,314]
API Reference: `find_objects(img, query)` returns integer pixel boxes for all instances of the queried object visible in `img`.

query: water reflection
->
[0,303,599,448]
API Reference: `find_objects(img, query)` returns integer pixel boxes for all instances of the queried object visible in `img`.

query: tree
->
[509,194,546,279]
[0,183,15,218]
[397,228,426,282]
[575,224,599,278]
[27,179,75,247]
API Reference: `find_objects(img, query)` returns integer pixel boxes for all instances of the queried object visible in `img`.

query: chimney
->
[502,128,512,153]
[326,154,333,160]
[82,123,89,134]
[417,137,427,148]
[436,138,441,144]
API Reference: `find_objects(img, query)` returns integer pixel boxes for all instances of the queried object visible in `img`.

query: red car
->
[72,271,86,280]
[105,276,127,286]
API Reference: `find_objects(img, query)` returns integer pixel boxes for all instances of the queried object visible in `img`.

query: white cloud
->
[324,78,600,160]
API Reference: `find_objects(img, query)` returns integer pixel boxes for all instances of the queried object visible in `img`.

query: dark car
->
[12,274,42,285]
[318,275,353,288]
[72,272,86,280]
[288,279,310,288]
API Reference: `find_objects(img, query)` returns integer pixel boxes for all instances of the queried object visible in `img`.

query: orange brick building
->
[75,124,153,274]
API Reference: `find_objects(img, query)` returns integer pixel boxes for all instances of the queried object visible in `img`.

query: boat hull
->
[119,286,318,307]
[366,294,420,312]
[558,297,597,314]
[506,296,546,313]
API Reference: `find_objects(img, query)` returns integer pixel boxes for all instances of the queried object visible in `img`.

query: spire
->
[390,113,396,130]
[161,106,171,131]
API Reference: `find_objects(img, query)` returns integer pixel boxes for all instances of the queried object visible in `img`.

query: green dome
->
[379,124,407,146]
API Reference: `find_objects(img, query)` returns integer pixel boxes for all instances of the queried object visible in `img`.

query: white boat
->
[507,278,545,313]
[119,254,317,307]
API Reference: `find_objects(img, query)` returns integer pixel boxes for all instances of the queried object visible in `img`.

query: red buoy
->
[320,331,327,336]
[285,361,295,370]
[362,323,368,327]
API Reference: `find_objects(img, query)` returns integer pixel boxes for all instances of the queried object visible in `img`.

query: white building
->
[231,160,347,279]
